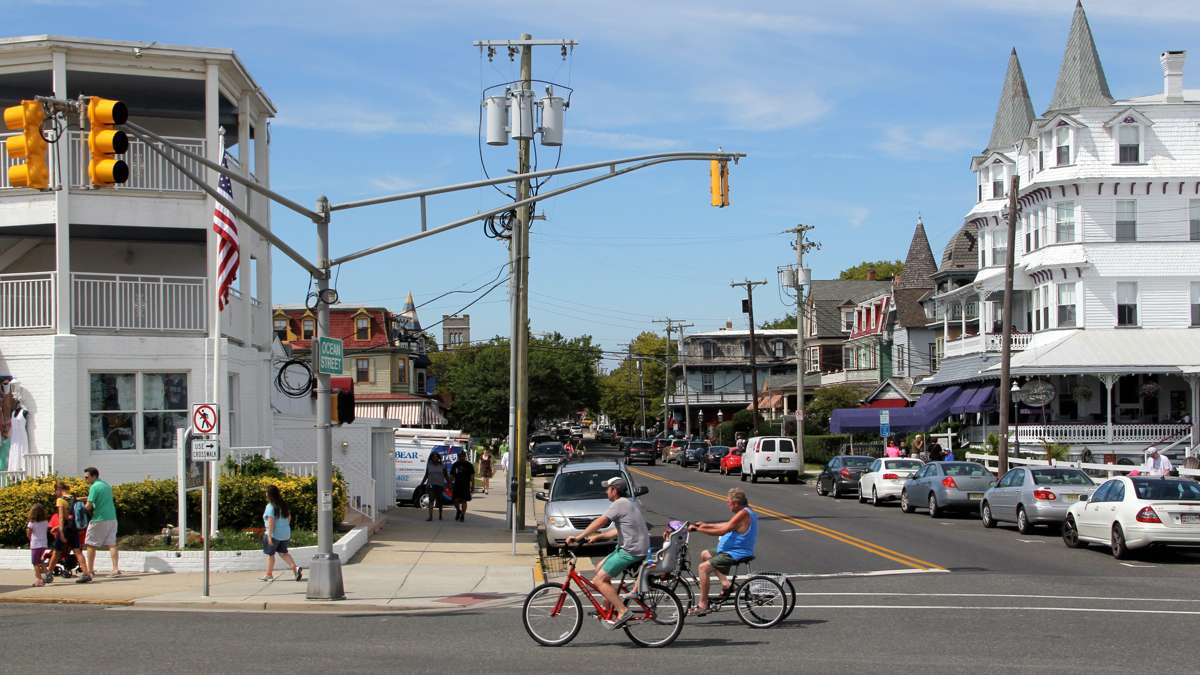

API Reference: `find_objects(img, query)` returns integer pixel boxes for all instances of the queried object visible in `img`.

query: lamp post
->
[1010,380,1023,458]
[698,410,705,440]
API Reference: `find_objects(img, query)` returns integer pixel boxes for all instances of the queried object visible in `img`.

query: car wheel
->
[1016,506,1034,534]
[815,479,826,496]
[1111,523,1132,560]
[927,493,941,518]
[788,472,799,484]
[416,489,430,510]
[751,470,759,483]
[981,502,997,528]
[831,482,841,499]
[858,489,867,504]
[900,490,914,513]
[1062,517,1084,549]
[649,459,656,466]
[740,471,747,482]
[872,487,883,507]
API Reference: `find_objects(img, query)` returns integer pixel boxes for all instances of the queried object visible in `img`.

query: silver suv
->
[536,459,648,553]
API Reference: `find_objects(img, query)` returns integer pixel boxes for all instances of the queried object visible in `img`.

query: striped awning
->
[355,400,447,427]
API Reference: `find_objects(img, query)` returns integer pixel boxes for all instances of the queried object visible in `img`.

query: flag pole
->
[210,128,225,538]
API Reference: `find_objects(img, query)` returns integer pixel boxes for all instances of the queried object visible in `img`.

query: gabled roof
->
[1046,1,1113,113]
[893,288,933,328]
[986,49,1036,152]
[895,218,937,290]
[806,279,892,338]
[1103,107,1154,128]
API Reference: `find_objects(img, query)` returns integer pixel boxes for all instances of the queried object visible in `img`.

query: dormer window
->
[1118,121,1140,164]
[302,318,315,340]
[990,162,1006,199]
[841,309,853,332]
[355,315,370,341]
[772,341,785,358]
[1039,131,1049,171]
[702,341,714,359]
[1055,125,1071,166]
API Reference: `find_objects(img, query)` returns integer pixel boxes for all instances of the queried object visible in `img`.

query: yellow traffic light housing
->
[3,100,49,190]
[709,159,729,208]
[87,97,129,186]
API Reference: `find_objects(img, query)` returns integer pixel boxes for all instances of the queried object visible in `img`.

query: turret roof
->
[1046,1,1113,113]
[986,49,1036,152]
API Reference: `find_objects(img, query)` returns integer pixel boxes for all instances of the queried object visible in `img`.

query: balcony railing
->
[2,131,207,193]
[1008,423,1189,445]
[0,272,56,330]
[820,368,879,385]
[73,273,206,332]
[943,333,1031,358]
[668,392,753,405]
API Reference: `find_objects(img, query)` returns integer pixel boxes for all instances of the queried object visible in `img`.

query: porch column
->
[253,115,271,322]
[979,291,989,340]
[238,92,253,348]
[942,301,949,345]
[1190,375,1200,455]
[959,299,966,337]
[1101,374,1117,444]
[52,50,70,334]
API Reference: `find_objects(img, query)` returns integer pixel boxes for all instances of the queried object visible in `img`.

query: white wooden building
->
[928,3,1200,460]
[0,36,276,483]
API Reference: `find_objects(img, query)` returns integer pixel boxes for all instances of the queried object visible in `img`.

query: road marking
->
[1119,562,1157,568]
[797,604,1200,616]
[1016,539,1044,543]
[628,467,944,571]
[779,528,807,533]
[785,568,948,579]
[791,592,1200,603]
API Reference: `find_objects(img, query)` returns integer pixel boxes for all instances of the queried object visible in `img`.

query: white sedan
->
[1062,476,1200,558]
[858,457,925,506]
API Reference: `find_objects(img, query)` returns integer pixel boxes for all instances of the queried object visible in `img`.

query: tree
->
[598,332,672,434]
[839,259,904,281]
[760,314,796,330]
[804,384,867,435]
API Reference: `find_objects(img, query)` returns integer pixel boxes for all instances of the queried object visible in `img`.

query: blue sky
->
[18,0,1200,364]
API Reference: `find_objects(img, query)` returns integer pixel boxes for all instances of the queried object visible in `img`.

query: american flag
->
[212,154,239,310]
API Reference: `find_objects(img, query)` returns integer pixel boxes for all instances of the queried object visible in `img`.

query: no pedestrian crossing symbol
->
[879,410,890,439]
[317,336,344,375]
[191,403,219,435]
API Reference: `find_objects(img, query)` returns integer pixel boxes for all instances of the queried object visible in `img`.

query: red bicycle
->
[522,544,685,647]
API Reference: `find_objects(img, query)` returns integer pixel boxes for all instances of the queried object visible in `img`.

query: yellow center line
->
[629,466,945,571]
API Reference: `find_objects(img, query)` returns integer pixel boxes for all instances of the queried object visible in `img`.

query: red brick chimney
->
[867,267,877,281]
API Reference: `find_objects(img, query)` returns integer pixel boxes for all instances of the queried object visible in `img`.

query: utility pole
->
[784,225,819,470]
[653,318,682,437]
[731,280,767,427]
[997,174,1020,475]
[638,359,647,437]
[677,322,694,438]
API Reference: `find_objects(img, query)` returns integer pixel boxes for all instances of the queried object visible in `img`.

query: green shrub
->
[800,434,853,466]
[223,453,284,478]
[715,421,736,445]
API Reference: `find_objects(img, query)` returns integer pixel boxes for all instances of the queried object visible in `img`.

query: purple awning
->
[950,385,996,414]
[830,386,962,434]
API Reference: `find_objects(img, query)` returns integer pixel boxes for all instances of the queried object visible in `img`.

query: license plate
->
[1065,494,1081,502]
[1181,513,1200,524]
[968,493,984,500]
[778,458,790,463]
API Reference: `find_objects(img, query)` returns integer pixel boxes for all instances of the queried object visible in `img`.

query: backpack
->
[72,498,90,532]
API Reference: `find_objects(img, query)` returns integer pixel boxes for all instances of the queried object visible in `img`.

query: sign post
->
[879,409,891,440]
[317,336,344,376]
[188,434,221,597]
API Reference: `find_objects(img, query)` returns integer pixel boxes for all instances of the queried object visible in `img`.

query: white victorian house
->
[928,3,1200,460]
[0,36,276,483]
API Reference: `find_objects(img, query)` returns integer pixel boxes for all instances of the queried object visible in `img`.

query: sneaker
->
[259,575,275,582]
[75,575,92,584]
[606,609,634,630]
[42,573,53,584]
[294,566,303,582]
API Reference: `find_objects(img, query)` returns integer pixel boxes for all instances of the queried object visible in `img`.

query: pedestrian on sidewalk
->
[27,503,49,587]
[423,451,449,521]
[47,481,89,583]
[80,467,118,581]
[261,484,302,582]
[451,450,476,522]
[884,436,902,458]
[478,447,494,495]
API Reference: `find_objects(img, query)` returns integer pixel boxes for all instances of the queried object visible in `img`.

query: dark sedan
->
[626,440,657,465]
[816,455,875,498]
[679,442,710,467]
[530,442,568,476]
[698,445,729,472]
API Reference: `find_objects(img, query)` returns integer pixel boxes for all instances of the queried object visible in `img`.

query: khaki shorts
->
[84,520,118,548]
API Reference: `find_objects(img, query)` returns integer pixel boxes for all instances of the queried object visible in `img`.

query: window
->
[249,256,259,300]
[417,372,426,394]
[1118,124,1140,164]
[355,358,370,383]
[929,342,939,372]
[895,345,906,373]
[1191,200,1200,241]
[843,345,854,370]
[1116,200,1137,242]
[1023,215,1031,253]
[1039,131,1049,171]
[1117,282,1138,326]
[1042,287,1051,329]
[991,163,1005,199]
[1038,207,1048,249]
[1055,202,1075,243]
[1055,125,1070,166]
[90,372,187,451]
[273,318,287,340]
[841,309,854,332]
[807,347,819,372]
[701,372,714,394]
[355,316,370,340]
[1057,283,1076,328]
[1191,282,1200,327]
[702,342,714,359]
[301,318,315,340]
[1032,287,1040,331]
[743,375,753,394]
[772,341,785,358]
[742,341,751,358]
[395,360,408,384]
[977,170,984,202]
[991,228,1007,267]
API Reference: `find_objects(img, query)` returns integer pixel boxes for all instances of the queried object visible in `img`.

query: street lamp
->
[1010,380,1023,457]
[698,410,705,440]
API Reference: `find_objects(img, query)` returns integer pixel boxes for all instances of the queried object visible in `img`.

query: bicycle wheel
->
[756,570,797,620]
[666,574,696,612]
[623,581,685,648]
[522,582,583,647]
[734,575,786,629]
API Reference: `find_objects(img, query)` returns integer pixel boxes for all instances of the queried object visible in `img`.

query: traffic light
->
[709,159,729,208]
[3,100,49,190]
[87,97,129,186]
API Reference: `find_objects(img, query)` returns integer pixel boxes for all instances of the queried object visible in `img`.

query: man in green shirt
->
[79,467,119,582]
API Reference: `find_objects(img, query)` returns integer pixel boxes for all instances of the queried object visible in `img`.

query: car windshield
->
[688,442,707,449]
[709,446,729,457]
[943,462,989,477]
[1031,468,1093,486]
[884,460,923,471]
[532,443,566,456]
[843,456,873,468]
[551,469,624,501]
[1131,478,1200,501]
[631,442,653,449]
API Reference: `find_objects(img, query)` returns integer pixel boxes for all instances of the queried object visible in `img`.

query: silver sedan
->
[981,466,1095,533]
[900,461,997,517]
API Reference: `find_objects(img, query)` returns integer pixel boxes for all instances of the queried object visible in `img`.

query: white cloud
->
[368,175,421,192]
[876,125,978,157]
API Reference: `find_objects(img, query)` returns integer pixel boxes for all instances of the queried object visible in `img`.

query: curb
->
[0,597,134,607]
[130,595,523,614]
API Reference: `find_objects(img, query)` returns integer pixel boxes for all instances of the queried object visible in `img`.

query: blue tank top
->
[717,508,757,561]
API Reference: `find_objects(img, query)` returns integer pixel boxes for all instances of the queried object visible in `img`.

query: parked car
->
[596,427,616,443]
[720,447,743,475]
[858,457,924,505]
[536,459,649,553]
[529,432,556,448]
[679,441,709,467]
[1062,476,1200,558]
[981,466,1096,533]
[698,445,729,472]
[901,461,997,516]
[815,455,874,497]
[664,438,689,464]
[530,442,568,477]
[555,428,572,443]
[740,436,800,483]
[625,440,657,465]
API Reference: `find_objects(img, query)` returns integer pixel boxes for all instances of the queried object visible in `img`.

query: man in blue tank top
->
[687,488,758,615]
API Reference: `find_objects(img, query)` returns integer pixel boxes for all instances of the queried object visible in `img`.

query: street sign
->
[879,410,890,439]
[190,438,220,462]
[317,336,344,375]
[191,403,219,435]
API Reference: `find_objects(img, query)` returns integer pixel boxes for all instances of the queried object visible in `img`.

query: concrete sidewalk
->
[0,468,540,612]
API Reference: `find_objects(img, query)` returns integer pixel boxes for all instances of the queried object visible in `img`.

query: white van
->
[741,436,800,483]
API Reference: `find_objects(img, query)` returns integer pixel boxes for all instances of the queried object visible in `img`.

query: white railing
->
[966,452,1200,479]
[228,446,374,519]
[944,333,1031,358]
[1009,423,1190,445]
[0,452,55,486]
[72,273,206,332]
[669,392,752,405]
[0,272,55,330]
[820,368,879,386]
[0,472,25,488]
[276,461,318,477]
[1,131,207,193]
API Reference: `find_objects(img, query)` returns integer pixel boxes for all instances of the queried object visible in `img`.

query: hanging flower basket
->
[1140,382,1161,399]
[1071,385,1093,402]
